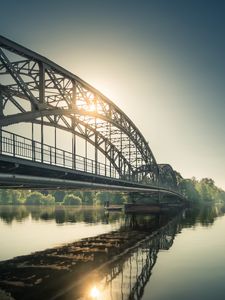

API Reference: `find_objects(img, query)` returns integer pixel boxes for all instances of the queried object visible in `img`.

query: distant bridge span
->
[0,35,183,199]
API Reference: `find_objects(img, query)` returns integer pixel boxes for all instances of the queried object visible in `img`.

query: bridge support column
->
[31,123,35,161]
[95,146,98,175]
[72,133,76,169]
[85,129,87,172]
[41,117,44,163]
[72,81,77,170]
[104,142,107,176]
[39,63,45,164]
[128,138,131,180]
[95,128,98,175]
[54,123,57,164]
[0,91,3,154]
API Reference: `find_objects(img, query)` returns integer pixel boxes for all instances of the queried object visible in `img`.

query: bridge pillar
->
[41,117,44,163]
[54,122,57,165]
[39,63,45,163]
[72,132,76,169]
[72,81,77,170]
[0,91,3,154]
[85,129,87,172]
[95,132,98,175]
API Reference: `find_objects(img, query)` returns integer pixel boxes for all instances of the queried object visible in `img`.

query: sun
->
[88,103,96,111]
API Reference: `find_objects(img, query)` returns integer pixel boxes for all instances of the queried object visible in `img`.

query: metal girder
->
[0,105,155,163]
[0,35,180,188]
[158,164,178,190]
[0,48,39,109]
[32,118,133,178]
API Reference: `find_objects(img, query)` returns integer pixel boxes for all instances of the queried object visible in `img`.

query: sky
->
[0,0,225,189]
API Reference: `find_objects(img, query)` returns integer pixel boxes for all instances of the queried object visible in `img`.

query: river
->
[0,204,225,300]
[0,205,123,261]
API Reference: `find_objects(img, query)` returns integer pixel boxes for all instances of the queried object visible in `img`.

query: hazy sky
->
[1,0,225,189]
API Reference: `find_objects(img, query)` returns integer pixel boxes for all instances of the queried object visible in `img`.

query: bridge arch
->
[158,164,178,190]
[0,35,185,196]
[0,35,160,184]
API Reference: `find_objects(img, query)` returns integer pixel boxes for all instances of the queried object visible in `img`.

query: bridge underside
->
[0,153,153,190]
[0,154,183,200]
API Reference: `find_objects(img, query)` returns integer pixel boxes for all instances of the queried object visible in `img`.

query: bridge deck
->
[0,129,184,200]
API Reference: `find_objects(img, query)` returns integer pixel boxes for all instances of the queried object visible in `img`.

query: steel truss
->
[158,164,178,190]
[0,35,178,189]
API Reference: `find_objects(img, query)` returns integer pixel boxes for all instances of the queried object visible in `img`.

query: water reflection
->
[1,204,225,300]
[0,205,121,225]
[0,206,123,261]
[182,204,224,227]
[1,204,223,228]
[73,204,225,300]
[89,286,101,299]
[79,215,182,300]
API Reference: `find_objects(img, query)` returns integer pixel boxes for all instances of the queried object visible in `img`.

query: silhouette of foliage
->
[180,177,225,203]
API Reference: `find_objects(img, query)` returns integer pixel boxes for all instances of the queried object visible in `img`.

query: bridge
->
[0,35,183,198]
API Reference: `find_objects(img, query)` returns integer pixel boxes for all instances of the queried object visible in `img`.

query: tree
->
[111,193,126,204]
[180,179,199,202]
[52,190,66,203]
[81,192,94,205]
[63,194,82,205]
[0,189,23,204]
[43,194,55,205]
[25,192,55,205]
[11,190,22,204]
[180,177,225,204]
[0,190,12,204]
[94,191,109,205]
[26,192,44,205]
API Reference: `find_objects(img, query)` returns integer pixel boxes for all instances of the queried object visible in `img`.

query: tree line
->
[0,176,224,205]
[0,189,128,205]
[179,177,225,203]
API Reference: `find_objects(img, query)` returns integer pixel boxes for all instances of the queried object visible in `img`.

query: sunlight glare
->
[88,103,96,111]
[90,286,100,299]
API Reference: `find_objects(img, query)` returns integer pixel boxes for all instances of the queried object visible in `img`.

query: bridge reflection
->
[83,214,182,300]
[88,204,225,300]
[0,205,224,300]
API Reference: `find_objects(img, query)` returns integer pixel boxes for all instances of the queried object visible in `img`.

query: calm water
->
[0,205,123,261]
[1,204,225,300]
[90,205,225,300]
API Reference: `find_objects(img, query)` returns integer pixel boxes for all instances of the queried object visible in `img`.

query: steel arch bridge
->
[0,35,182,197]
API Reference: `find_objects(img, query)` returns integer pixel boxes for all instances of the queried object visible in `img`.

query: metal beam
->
[0,173,184,197]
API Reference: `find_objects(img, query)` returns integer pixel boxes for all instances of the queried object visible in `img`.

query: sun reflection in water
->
[90,286,100,299]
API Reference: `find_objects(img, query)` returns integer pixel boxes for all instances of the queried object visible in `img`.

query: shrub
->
[26,192,44,205]
[25,192,55,205]
[63,194,82,205]
[42,194,55,205]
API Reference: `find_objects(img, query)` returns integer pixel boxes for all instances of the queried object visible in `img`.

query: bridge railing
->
[0,130,118,179]
[0,130,181,193]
